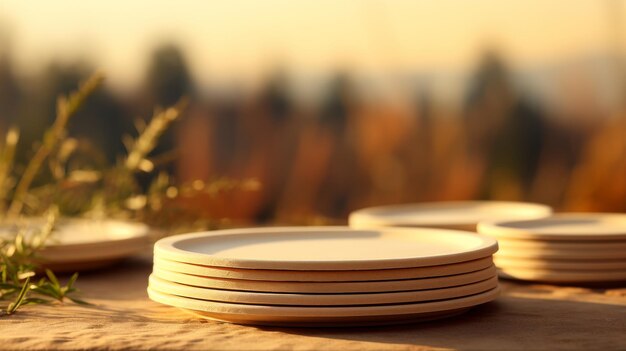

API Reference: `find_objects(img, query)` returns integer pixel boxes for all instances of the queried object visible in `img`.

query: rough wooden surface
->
[2,254,625,351]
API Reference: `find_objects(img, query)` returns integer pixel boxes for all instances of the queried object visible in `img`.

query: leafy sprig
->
[0,73,103,316]
[0,70,260,317]
[0,212,88,316]
[7,73,105,218]
[124,98,188,172]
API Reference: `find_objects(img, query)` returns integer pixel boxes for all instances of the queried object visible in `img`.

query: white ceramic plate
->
[497,268,626,283]
[153,226,498,270]
[495,246,626,260]
[478,213,626,241]
[495,237,626,251]
[152,256,494,282]
[149,274,498,306]
[151,265,497,293]
[0,218,150,270]
[349,201,552,231]
[494,256,626,271]
[147,286,500,323]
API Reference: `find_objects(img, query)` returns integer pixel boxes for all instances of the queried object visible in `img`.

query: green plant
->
[0,211,88,316]
[7,73,105,218]
[0,71,259,316]
[0,74,103,315]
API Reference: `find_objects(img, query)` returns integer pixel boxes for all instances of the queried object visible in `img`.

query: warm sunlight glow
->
[1,0,619,87]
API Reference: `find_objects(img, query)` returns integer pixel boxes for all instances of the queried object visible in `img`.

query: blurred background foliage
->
[0,1,624,226]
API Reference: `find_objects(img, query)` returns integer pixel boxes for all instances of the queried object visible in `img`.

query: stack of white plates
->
[0,218,150,272]
[148,226,500,327]
[477,213,626,283]
[349,201,553,231]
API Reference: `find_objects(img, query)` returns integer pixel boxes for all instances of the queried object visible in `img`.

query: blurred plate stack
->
[349,201,553,231]
[477,213,626,283]
[148,226,500,327]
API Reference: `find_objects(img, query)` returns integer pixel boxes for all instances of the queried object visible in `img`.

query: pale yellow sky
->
[0,0,623,88]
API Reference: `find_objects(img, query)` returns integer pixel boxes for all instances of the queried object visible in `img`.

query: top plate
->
[349,201,552,230]
[153,226,498,270]
[478,213,626,241]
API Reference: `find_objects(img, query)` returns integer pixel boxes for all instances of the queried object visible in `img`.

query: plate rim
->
[151,255,495,282]
[151,265,498,293]
[0,218,150,264]
[153,226,498,270]
[478,213,626,241]
[494,247,626,260]
[494,256,626,270]
[0,217,151,249]
[497,268,626,282]
[494,237,626,250]
[147,285,501,317]
[349,201,553,227]
[148,274,499,306]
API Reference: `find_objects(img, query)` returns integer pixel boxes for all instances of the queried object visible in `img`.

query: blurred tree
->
[142,43,195,175]
[10,62,129,174]
[212,96,242,174]
[258,70,292,123]
[144,44,195,107]
[253,70,296,222]
[40,63,129,162]
[0,50,21,130]
[317,73,360,217]
[320,73,353,135]
[463,51,547,200]
[410,85,434,197]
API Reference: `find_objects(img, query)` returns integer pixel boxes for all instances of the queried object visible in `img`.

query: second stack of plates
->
[148,226,500,327]
[478,213,626,283]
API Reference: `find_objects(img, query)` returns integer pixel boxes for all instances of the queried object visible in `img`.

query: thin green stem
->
[7,73,104,218]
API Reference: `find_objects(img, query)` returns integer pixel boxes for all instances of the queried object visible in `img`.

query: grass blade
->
[6,277,30,314]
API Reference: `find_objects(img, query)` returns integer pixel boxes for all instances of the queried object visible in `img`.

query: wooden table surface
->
[2,253,625,351]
